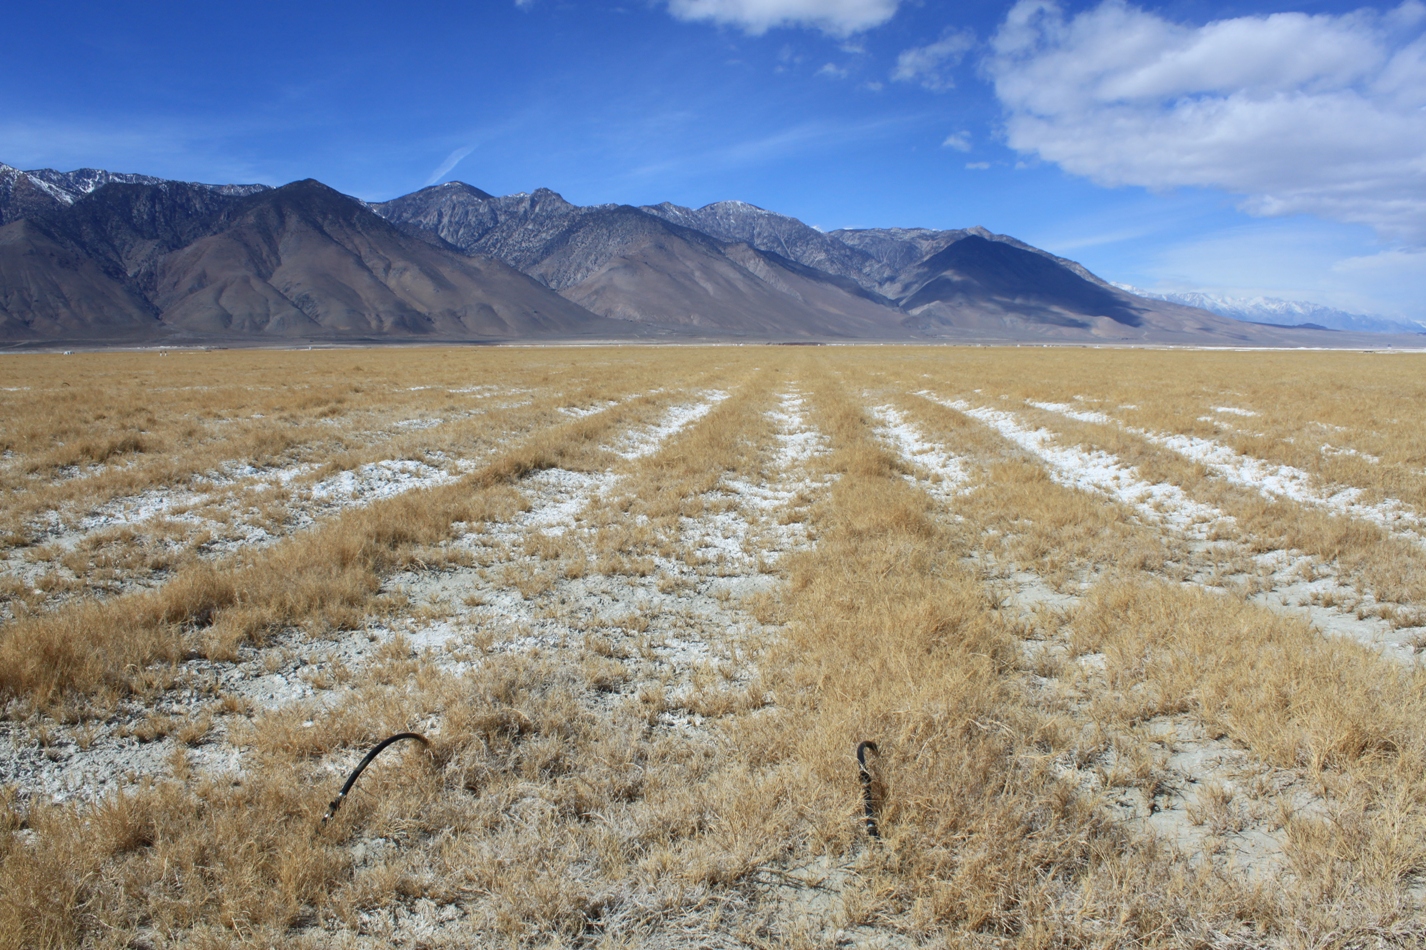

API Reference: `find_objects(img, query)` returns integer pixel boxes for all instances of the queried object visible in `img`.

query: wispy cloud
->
[666,0,901,37]
[426,145,477,186]
[623,114,915,182]
[893,28,975,91]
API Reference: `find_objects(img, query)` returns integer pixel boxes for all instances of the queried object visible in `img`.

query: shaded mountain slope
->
[897,235,1145,329]
[895,236,1270,344]
[0,219,162,341]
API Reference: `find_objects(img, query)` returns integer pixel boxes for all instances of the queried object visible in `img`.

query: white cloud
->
[966,161,991,170]
[816,62,850,79]
[941,131,972,151]
[667,0,900,37]
[984,0,1426,242]
[892,29,975,90]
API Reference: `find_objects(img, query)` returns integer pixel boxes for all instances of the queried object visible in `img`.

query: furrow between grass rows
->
[914,392,1425,660]
[945,398,1227,536]
[869,372,1426,944]
[0,375,739,713]
[1031,400,1426,548]
[0,388,746,806]
[0,384,599,621]
[0,369,852,947]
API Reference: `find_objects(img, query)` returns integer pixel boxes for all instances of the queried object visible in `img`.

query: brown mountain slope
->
[562,238,909,338]
[0,219,162,341]
[4,162,1416,348]
[0,178,626,343]
[150,180,615,339]
[375,184,911,339]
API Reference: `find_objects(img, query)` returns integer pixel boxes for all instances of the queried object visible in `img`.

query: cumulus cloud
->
[667,0,900,37]
[893,29,975,90]
[984,0,1426,241]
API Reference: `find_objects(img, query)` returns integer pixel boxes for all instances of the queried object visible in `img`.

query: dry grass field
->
[2,344,1425,949]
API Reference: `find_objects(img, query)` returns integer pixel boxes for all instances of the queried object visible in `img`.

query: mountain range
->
[3,161,1417,347]
[1112,284,1424,335]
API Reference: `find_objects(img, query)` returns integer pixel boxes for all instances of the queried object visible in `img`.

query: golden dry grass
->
[1,345,1424,948]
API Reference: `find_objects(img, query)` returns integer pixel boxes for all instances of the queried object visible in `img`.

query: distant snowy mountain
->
[1113,284,1423,334]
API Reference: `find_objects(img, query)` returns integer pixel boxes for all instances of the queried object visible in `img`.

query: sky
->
[2,0,1422,320]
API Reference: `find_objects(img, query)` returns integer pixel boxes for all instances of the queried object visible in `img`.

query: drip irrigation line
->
[322,732,430,825]
[857,740,879,839]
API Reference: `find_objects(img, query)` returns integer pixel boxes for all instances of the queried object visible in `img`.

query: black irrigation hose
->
[856,740,879,840]
[322,732,430,825]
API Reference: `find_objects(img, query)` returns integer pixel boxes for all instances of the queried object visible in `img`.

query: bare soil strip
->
[0,390,744,804]
[1009,398,1426,658]
[881,375,1426,945]
[878,395,1321,885]
[946,398,1226,536]
[1031,400,1426,547]
[0,384,584,621]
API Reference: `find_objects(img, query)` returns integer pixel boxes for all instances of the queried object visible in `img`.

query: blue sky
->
[2,0,1422,319]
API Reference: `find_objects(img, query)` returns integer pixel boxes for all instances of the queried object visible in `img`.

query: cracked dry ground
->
[3,346,1426,949]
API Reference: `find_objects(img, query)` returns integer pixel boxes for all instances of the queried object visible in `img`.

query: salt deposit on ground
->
[962,530,1315,879]
[943,398,1225,536]
[0,453,486,611]
[1027,400,1112,425]
[486,468,619,542]
[768,391,827,467]
[1027,400,1426,549]
[868,403,970,503]
[1321,444,1381,463]
[1140,427,1425,545]
[309,458,471,505]
[1246,550,1425,663]
[1,388,836,803]
[931,395,1425,662]
[691,391,835,569]
[609,391,729,460]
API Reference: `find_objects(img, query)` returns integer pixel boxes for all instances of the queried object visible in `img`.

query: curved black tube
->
[856,740,879,839]
[322,732,430,825]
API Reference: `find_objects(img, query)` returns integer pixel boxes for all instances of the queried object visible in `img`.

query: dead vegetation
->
[1,345,1424,948]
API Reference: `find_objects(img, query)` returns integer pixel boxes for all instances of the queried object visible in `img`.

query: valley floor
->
[2,345,1425,948]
